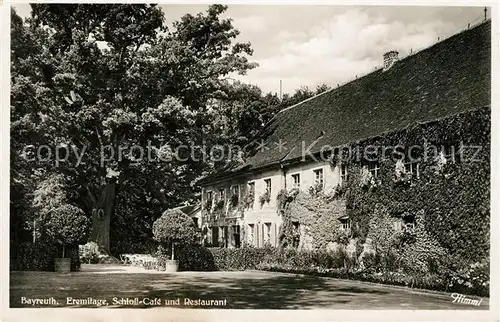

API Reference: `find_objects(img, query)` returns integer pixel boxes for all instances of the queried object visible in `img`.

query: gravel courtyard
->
[10,264,488,309]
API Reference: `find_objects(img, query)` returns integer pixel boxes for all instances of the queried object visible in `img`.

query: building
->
[197,21,491,249]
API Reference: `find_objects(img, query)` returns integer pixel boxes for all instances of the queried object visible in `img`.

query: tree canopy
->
[10,5,332,254]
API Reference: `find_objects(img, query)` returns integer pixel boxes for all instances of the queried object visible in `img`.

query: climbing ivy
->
[343,107,490,273]
[277,107,490,277]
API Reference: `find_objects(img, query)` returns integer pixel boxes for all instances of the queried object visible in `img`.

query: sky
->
[12,4,488,95]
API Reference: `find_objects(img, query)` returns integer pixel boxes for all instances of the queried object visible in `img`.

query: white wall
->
[200,159,345,248]
[285,160,341,194]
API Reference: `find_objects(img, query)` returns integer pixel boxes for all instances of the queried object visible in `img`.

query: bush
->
[177,245,217,271]
[44,204,89,258]
[207,246,276,270]
[329,247,348,269]
[152,209,200,261]
[12,241,81,272]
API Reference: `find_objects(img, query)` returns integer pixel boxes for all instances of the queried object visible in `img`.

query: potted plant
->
[45,204,89,274]
[152,209,200,272]
[259,190,271,208]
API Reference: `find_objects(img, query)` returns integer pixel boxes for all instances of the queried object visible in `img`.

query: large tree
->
[11,4,257,252]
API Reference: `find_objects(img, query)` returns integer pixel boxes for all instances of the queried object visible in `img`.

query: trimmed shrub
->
[198,246,488,297]
[12,241,81,272]
[152,209,200,261]
[44,204,89,258]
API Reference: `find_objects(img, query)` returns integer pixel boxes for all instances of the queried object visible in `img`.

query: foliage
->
[276,189,288,214]
[152,209,200,246]
[308,181,324,196]
[276,188,297,214]
[279,190,346,250]
[258,190,271,207]
[328,184,346,200]
[214,199,225,211]
[204,198,213,211]
[230,193,239,208]
[156,245,216,271]
[242,191,254,210]
[447,259,489,295]
[10,6,333,259]
[10,4,258,253]
[208,246,276,270]
[11,241,80,272]
[44,204,90,257]
[392,159,412,186]
[359,167,377,190]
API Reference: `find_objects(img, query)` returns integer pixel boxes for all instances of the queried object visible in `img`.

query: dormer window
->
[341,164,349,183]
[402,215,415,232]
[404,161,420,178]
[368,161,380,178]
[441,143,462,164]
[339,216,351,231]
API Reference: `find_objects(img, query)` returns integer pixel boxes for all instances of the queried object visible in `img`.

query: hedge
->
[11,241,81,272]
[168,246,488,297]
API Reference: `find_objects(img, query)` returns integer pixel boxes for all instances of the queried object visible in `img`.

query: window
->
[232,185,240,197]
[402,215,415,232]
[340,217,351,231]
[291,174,300,188]
[264,179,272,195]
[264,223,271,244]
[204,190,213,210]
[192,217,199,227]
[341,164,349,183]
[248,182,255,196]
[404,161,420,178]
[368,161,380,178]
[442,143,462,164]
[248,224,255,245]
[313,168,324,186]
[218,188,225,200]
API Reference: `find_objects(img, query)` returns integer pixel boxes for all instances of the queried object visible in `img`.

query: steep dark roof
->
[202,21,491,184]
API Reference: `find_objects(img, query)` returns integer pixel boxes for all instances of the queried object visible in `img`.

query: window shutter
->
[271,223,276,246]
[262,224,265,246]
[255,224,259,247]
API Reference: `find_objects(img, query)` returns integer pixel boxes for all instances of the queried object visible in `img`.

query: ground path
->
[9,264,488,309]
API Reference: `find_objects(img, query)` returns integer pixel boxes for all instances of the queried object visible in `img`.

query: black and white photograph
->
[1,1,498,321]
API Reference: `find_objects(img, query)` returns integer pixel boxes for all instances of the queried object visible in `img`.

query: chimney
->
[383,50,399,71]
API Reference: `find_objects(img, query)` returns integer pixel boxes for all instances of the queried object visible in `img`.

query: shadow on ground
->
[9,266,489,310]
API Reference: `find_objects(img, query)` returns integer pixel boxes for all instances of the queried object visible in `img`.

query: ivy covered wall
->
[278,190,347,250]
[278,107,490,279]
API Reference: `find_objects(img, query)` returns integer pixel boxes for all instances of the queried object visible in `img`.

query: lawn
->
[10,264,489,309]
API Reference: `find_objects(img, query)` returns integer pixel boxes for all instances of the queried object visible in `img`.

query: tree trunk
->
[89,180,116,253]
[62,244,65,258]
[171,243,175,261]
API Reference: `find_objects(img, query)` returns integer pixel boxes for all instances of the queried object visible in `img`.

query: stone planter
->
[164,260,179,272]
[55,258,71,274]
